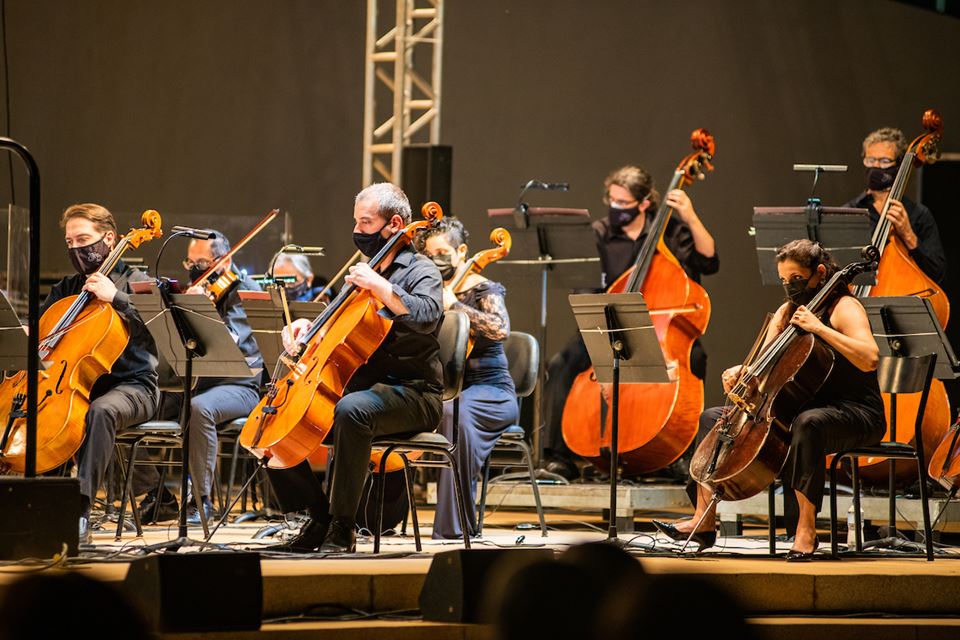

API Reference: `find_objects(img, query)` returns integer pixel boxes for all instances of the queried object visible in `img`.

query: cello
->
[0,211,163,473]
[690,249,879,500]
[851,109,950,486]
[561,129,715,475]
[371,226,512,473]
[240,202,443,468]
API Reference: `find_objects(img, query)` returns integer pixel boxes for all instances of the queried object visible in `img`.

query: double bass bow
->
[851,109,951,487]
[0,211,163,473]
[690,248,880,500]
[561,129,715,475]
[240,203,443,468]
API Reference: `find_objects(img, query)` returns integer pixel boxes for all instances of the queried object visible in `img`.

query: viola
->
[690,249,879,500]
[0,211,163,473]
[561,129,714,475]
[240,203,443,468]
[192,209,279,302]
[851,109,951,487]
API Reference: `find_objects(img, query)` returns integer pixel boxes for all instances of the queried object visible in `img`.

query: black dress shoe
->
[138,488,180,523]
[652,519,717,552]
[320,518,357,553]
[785,536,820,562]
[79,516,92,545]
[544,457,579,481]
[265,518,331,553]
[186,498,215,526]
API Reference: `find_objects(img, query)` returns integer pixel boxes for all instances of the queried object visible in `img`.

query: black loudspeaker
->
[0,477,79,560]
[402,144,452,214]
[419,548,553,623]
[124,552,262,632]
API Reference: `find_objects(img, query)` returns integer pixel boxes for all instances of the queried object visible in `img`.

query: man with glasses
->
[845,127,946,283]
[134,230,264,525]
[542,165,719,480]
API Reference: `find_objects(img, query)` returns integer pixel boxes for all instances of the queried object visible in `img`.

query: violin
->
[191,209,279,302]
[240,203,443,468]
[851,109,951,488]
[561,129,715,476]
[0,211,163,473]
[690,249,879,500]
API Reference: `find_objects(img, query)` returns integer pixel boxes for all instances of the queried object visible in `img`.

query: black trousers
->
[543,332,707,460]
[79,381,160,501]
[266,381,442,522]
[692,403,883,534]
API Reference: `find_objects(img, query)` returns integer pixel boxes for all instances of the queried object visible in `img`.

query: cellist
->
[265,183,444,553]
[655,240,884,559]
[845,127,946,283]
[41,204,161,543]
[542,165,719,479]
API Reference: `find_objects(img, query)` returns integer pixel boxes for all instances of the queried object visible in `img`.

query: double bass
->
[851,109,950,486]
[561,129,715,475]
[690,250,879,500]
[240,203,443,468]
[0,211,163,473]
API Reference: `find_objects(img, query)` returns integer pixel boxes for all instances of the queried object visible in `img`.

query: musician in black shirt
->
[542,165,719,479]
[40,204,160,543]
[264,183,444,553]
[845,126,946,283]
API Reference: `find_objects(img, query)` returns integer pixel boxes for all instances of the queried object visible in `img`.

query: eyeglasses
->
[182,259,213,271]
[607,196,640,208]
[863,156,897,169]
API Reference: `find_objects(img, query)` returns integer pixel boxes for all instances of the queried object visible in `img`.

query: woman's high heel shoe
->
[785,535,820,562]
[652,519,717,552]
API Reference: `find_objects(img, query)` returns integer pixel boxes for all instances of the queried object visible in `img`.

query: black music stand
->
[751,206,874,286]
[488,206,599,462]
[239,290,325,370]
[569,292,668,541]
[860,296,960,549]
[132,283,259,550]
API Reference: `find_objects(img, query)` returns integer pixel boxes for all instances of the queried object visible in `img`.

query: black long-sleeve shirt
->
[592,209,720,288]
[40,262,159,394]
[351,246,444,392]
[845,193,947,284]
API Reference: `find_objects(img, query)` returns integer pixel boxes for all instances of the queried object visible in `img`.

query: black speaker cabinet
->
[419,548,553,623]
[0,477,79,560]
[402,144,452,214]
[124,552,262,632]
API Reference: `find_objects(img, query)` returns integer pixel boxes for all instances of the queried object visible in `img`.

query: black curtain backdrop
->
[2,0,958,407]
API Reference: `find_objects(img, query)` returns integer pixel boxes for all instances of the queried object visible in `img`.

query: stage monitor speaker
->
[124,552,262,632]
[402,144,452,214]
[419,548,553,623]
[0,477,79,560]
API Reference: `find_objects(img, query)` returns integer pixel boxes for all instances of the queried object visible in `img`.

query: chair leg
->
[115,439,143,541]
[438,448,471,549]
[829,454,842,558]
[226,436,242,515]
[477,458,491,536]
[400,454,421,552]
[517,438,547,537]
[373,448,394,554]
[768,482,776,556]
[852,457,863,552]
[153,449,172,523]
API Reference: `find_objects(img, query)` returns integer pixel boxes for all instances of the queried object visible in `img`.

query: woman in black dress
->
[417,219,518,539]
[655,240,884,559]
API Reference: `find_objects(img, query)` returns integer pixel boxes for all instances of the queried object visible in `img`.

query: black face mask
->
[189,265,208,283]
[865,165,898,192]
[430,254,457,282]
[783,275,820,306]
[608,205,641,228]
[353,224,391,258]
[287,279,310,300]
[69,236,111,275]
